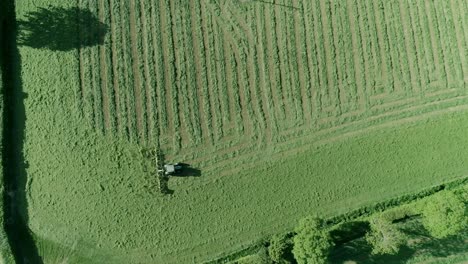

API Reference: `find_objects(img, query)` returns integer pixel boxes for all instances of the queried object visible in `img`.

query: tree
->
[292,217,333,264]
[365,216,406,255]
[268,234,291,263]
[422,191,467,239]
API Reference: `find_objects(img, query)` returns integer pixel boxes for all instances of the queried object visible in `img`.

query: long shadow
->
[330,239,415,264]
[18,7,108,51]
[331,221,370,246]
[1,0,43,263]
[170,163,202,177]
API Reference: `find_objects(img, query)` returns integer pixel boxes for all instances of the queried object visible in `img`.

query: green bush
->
[422,190,467,239]
[236,248,271,264]
[365,216,406,255]
[292,217,333,264]
[268,234,291,263]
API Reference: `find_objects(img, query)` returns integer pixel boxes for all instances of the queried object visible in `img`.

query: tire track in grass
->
[371,0,393,94]
[319,0,340,117]
[347,0,368,110]
[459,0,468,49]
[293,0,312,123]
[335,1,359,114]
[407,1,429,94]
[200,1,223,141]
[212,17,232,137]
[120,0,136,141]
[254,5,276,142]
[391,2,411,95]
[432,2,456,88]
[244,7,267,145]
[218,4,256,138]
[90,0,104,135]
[303,0,322,121]
[118,0,129,139]
[232,42,254,138]
[202,96,468,178]
[98,0,111,134]
[78,1,96,129]
[341,0,360,114]
[382,2,403,95]
[399,1,421,95]
[202,96,464,177]
[78,42,85,119]
[129,0,145,143]
[449,0,467,82]
[285,1,303,126]
[361,0,381,97]
[149,0,165,141]
[415,1,437,85]
[135,0,149,144]
[187,92,468,183]
[190,0,213,145]
[424,1,446,88]
[173,1,197,147]
[108,0,123,136]
[181,1,203,146]
[313,0,330,120]
[455,0,468,81]
[274,3,294,126]
[330,2,347,113]
[77,14,85,119]
[439,1,464,87]
[159,0,180,152]
[140,0,156,143]
[264,5,285,128]
[223,38,244,135]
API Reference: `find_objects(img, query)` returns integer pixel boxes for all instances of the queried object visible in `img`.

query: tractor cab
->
[163,163,183,175]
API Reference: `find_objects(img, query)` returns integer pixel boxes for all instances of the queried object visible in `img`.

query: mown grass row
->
[201,1,223,141]
[133,0,148,143]
[165,0,467,161]
[78,0,467,162]
[189,1,213,144]
[140,0,158,143]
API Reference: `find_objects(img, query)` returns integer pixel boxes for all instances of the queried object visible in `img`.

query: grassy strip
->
[210,178,468,263]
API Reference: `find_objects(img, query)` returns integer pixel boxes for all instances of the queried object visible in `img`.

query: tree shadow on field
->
[18,6,108,51]
[1,0,43,263]
[331,221,370,246]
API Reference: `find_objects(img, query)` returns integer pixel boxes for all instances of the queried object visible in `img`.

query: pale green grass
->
[14,0,468,263]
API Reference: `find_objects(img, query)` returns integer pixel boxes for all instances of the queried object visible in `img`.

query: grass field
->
[9,0,468,263]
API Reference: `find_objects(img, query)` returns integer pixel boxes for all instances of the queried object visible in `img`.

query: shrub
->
[422,191,467,239]
[292,217,333,264]
[236,248,271,264]
[268,234,291,263]
[365,216,406,255]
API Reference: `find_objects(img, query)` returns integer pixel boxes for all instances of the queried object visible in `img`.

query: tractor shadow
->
[159,163,201,196]
[170,163,201,177]
[157,164,201,195]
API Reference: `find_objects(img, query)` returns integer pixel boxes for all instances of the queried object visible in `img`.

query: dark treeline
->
[0,0,43,263]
